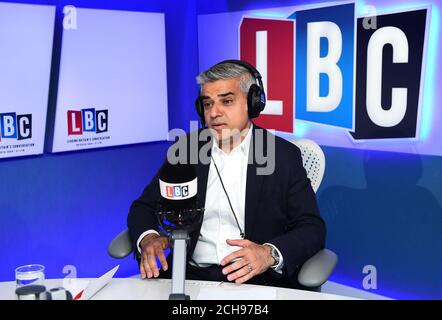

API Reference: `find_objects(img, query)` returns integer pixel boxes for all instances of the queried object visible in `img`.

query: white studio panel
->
[0,3,55,159]
[51,8,169,152]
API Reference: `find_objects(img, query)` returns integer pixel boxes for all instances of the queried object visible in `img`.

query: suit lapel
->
[245,125,265,239]
[196,160,210,209]
[189,134,211,253]
[196,132,212,208]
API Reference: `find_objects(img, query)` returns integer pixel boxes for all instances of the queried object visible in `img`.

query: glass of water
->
[15,264,45,288]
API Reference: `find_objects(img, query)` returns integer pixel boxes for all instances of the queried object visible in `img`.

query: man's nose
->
[209,102,222,118]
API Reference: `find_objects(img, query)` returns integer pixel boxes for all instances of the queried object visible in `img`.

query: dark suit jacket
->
[127,124,326,289]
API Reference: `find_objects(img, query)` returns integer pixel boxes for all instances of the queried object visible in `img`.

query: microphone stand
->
[169,229,190,300]
[159,207,203,300]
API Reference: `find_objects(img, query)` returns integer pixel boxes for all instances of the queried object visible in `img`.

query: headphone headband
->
[215,59,264,89]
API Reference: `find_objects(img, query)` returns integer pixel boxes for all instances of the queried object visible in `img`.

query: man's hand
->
[220,239,275,284]
[139,234,169,279]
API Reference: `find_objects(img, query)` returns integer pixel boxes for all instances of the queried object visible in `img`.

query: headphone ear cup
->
[195,96,205,126]
[247,84,266,118]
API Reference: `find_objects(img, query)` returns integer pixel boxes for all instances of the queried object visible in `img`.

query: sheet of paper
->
[197,285,277,300]
[81,265,120,300]
[63,278,90,300]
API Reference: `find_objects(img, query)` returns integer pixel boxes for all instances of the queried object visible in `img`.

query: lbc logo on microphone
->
[67,109,108,135]
[240,3,428,140]
[166,185,189,199]
[0,112,32,142]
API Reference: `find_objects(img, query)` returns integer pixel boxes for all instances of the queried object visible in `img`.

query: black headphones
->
[195,59,266,126]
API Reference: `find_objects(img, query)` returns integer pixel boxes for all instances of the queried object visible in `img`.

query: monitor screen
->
[51,8,169,153]
[0,3,55,159]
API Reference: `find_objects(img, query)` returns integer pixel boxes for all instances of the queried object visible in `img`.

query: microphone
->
[157,162,204,232]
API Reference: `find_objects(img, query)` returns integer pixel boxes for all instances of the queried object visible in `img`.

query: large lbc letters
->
[240,4,428,140]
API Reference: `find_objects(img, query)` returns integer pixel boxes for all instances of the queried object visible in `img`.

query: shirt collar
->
[212,123,253,156]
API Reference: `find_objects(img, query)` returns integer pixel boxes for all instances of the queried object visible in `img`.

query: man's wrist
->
[263,243,283,270]
[136,230,160,253]
[263,244,276,267]
[140,233,159,250]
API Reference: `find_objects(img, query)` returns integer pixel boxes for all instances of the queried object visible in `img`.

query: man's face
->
[201,78,250,144]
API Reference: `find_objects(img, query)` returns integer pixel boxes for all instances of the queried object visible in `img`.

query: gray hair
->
[196,62,256,94]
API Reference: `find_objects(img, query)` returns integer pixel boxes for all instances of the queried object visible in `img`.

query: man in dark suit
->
[127,60,325,289]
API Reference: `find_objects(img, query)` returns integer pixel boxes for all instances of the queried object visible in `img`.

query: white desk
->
[0,278,357,300]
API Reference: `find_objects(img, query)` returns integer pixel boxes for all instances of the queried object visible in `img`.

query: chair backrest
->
[291,138,325,193]
[291,139,336,290]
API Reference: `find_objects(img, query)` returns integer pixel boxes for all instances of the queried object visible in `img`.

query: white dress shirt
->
[191,126,252,266]
[137,125,283,270]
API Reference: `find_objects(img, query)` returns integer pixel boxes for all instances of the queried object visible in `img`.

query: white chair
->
[292,138,325,193]
[108,138,337,290]
[291,138,337,291]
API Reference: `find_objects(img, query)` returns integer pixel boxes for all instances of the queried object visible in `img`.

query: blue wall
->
[1,141,170,279]
[318,147,442,299]
[1,0,441,299]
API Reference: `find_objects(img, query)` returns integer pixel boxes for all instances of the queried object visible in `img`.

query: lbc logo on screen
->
[67,109,108,135]
[239,3,428,140]
[0,112,32,142]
